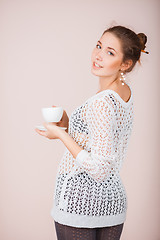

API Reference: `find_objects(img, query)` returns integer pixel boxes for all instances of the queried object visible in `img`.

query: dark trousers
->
[54,220,124,240]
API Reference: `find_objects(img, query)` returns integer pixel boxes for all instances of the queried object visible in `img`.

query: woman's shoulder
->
[84,93,116,114]
[114,82,132,103]
[79,82,133,115]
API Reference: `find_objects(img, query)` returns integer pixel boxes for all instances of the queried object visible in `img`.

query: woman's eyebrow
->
[97,40,117,53]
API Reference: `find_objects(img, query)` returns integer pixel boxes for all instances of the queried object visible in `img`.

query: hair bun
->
[137,33,147,50]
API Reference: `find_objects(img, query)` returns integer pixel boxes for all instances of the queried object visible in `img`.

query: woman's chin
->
[91,68,102,77]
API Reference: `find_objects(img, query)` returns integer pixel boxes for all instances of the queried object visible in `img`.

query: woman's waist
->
[56,171,124,190]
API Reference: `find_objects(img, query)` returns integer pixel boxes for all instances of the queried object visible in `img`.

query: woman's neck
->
[97,73,121,93]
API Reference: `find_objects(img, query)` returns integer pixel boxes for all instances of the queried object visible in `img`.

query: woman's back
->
[51,83,134,228]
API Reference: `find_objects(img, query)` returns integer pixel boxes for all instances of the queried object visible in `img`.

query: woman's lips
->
[92,62,103,69]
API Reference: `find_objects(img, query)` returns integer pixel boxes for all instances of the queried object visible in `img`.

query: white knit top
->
[51,83,134,228]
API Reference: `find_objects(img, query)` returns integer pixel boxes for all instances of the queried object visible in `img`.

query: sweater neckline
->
[86,82,133,107]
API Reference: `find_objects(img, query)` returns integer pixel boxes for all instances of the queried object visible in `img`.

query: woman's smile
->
[92,61,103,69]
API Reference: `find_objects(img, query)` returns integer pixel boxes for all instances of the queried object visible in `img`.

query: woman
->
[35,25,148,240]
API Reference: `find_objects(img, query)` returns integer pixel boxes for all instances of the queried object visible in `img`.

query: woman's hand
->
[35,122,62,140]
[35,105,83,160]
[52,105,69,132]
[35,105,69,139]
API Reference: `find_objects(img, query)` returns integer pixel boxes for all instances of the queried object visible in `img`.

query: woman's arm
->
[59,130,83,158]
[35,98,115,183]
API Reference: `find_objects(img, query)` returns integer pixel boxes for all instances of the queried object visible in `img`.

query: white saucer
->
[35,125,67,131]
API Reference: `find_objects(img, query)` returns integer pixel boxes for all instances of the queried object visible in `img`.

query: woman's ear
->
[121,59,133,72]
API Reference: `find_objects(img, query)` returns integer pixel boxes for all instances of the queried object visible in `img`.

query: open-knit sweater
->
[51,83,134,228]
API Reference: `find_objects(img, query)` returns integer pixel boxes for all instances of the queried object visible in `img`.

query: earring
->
[120,71,125,86]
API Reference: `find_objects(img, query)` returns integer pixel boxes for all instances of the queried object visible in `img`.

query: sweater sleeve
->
[75,97,116,183]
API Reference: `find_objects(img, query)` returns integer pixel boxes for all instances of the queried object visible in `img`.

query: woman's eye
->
[108,51,114,56]
[96,44,114,56]
[96,44,101,49]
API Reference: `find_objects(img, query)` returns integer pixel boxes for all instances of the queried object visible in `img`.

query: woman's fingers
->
[35,128,47,137]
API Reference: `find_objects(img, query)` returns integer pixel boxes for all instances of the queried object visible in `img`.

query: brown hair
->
[102,25,148,73]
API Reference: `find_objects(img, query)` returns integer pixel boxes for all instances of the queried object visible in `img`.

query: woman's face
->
[91,32,124,77]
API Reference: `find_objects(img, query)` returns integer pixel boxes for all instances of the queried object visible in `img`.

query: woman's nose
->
[96,53,103,61]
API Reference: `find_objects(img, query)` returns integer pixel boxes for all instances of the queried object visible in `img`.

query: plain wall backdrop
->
[0,0,159,239]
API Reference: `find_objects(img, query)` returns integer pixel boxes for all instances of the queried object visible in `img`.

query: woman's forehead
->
[99,32,122,52]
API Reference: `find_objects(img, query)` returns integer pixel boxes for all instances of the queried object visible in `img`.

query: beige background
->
[0,0,159,239]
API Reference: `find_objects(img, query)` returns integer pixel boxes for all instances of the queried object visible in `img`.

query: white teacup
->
[41,107,63,122]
